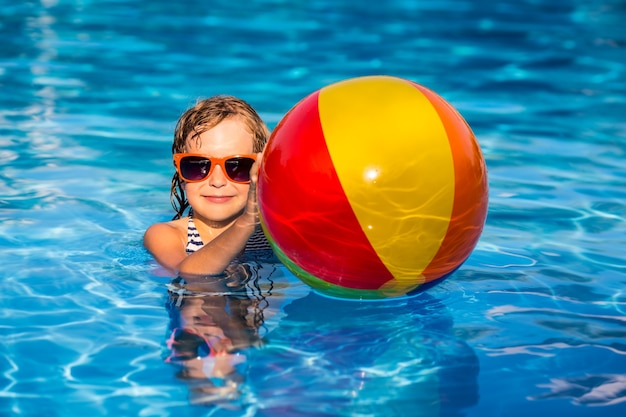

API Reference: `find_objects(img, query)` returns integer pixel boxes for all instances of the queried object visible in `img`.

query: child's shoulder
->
[143,217,190,271]
[144,217,188,244]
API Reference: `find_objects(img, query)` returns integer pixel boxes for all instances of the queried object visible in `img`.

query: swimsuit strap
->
[186,214,272,255]
[186,215,204,254]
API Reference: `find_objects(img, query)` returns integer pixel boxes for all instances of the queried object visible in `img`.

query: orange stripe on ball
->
[412,83,488,281]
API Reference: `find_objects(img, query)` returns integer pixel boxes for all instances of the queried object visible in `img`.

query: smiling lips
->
[204,195,234,203]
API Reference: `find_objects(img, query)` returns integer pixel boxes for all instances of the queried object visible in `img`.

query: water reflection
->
[164,261,480,415]
[165,261,278,408]
[248,291,479,416]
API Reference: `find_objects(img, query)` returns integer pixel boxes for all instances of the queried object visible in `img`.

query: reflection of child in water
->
[165,263,273,406]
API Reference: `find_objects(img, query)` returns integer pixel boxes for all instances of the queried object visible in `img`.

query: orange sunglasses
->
[173,153,257,184]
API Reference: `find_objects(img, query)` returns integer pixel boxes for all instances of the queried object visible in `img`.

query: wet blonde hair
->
[170,95,269,219]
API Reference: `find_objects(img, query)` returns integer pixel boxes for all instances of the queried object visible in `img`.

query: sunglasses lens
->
[180,156,211,181]
[225,157,255,183]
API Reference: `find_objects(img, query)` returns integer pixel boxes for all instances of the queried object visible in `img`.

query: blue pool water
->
[1,0,625,416]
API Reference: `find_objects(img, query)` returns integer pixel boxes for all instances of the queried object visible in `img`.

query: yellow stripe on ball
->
[318,76,455,284]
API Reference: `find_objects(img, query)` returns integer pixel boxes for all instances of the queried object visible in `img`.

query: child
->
[144,95,271,276]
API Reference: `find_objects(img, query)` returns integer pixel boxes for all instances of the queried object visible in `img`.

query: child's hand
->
[249,151,262,185]
[243,151,263,226]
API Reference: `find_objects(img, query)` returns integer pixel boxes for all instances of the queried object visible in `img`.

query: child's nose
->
[207,164,228,187]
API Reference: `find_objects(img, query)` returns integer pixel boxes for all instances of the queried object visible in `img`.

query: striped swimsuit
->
[185,215,272,254]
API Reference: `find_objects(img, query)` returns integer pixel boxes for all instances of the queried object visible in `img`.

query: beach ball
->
[258,75,488,300]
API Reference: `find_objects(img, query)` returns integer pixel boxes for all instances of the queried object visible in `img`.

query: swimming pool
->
[1,0,625,416]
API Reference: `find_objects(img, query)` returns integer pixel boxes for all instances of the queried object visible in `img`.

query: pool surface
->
[1,0,625,416]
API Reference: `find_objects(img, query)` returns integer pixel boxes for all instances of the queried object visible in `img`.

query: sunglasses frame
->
[173,153,257,184]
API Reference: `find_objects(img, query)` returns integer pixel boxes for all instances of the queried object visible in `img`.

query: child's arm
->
[176,210,257,276]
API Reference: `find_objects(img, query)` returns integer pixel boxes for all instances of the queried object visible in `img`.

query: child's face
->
[183,117,255,225]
